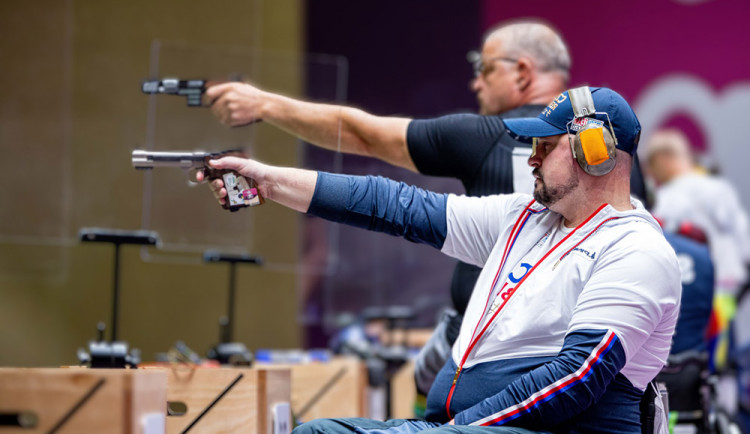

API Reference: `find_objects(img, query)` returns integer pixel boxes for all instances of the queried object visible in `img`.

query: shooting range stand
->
[362,306,416,419]
[77,228,160,368]
[203,250,263,366]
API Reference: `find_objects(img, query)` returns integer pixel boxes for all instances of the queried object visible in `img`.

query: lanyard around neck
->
[445,200,615,419]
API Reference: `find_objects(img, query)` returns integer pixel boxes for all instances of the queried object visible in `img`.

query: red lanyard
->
[444,201,614,419]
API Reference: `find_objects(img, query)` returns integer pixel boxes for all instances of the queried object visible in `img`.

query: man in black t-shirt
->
[207,20,572,393]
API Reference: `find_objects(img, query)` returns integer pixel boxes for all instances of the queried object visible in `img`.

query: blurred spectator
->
[664,232,715,355]
[644,128,750,372]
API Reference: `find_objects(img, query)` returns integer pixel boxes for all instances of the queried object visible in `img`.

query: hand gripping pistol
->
[132,149,263,211]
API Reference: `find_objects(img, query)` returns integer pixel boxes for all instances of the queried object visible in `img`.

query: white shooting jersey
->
[652,171,750,295]
[441,193,681,390]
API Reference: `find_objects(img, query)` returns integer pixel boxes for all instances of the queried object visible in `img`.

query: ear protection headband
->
[567,86,617,176]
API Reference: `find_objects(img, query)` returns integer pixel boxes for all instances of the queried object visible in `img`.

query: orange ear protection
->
[567,87,617,176]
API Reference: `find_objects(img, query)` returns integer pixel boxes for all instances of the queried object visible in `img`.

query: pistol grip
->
[204,168,263,211]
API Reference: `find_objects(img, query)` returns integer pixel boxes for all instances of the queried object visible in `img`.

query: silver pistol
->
[132,149,263,211]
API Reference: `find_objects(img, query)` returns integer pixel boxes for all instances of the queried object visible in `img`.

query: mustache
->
[532,168,542,180]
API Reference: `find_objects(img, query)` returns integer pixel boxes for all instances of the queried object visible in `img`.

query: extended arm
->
[204,156,448,247]
[206,83,416,171]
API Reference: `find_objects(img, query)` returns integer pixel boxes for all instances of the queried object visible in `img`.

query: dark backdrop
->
[303,1,482,346]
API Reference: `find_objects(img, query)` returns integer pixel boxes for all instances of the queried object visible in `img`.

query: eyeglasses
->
[467,50,518,78]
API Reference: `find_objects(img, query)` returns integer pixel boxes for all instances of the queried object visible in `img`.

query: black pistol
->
[141,78,207,107]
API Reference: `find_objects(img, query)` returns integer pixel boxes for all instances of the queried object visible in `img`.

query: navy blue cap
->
[504,87,641,155]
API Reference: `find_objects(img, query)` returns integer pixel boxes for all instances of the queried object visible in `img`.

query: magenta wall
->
[483,0,750,96]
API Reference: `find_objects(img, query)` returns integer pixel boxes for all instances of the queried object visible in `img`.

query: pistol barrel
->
[132,150,210,169]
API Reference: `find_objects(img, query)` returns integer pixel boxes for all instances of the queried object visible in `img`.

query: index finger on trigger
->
[204,82,233,103]
[208,156,240,170]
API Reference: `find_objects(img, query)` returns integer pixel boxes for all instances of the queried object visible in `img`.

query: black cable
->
[296,367,348,420]
[47,378,106,434]
[181,373,244,433]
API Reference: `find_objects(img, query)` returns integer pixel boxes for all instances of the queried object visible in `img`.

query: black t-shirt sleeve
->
[630,153,648,206]
[406,113,506,181]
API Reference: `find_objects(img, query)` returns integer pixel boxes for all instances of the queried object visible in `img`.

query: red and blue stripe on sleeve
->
[454,329,627,428]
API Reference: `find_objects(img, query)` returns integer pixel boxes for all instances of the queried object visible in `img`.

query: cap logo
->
[569,117,603,132]
[542,93,568,117]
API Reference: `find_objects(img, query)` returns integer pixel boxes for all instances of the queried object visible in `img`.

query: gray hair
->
[485,20,571,83]
[644,128,693,161]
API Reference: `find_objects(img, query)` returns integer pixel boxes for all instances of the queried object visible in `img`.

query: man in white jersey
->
[199,86,681,433]
[645,128,750,415]
[645,129,750,301]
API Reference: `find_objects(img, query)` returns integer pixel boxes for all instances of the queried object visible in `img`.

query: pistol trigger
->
[187,168,203,185]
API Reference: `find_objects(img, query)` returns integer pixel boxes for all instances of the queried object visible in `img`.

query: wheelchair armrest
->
[664,350,708,372]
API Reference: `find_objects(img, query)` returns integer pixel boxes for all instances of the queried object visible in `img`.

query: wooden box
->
[263,356,368,423]
[390,360,416,419]
[0,367,166,433]
[163,366,290,434]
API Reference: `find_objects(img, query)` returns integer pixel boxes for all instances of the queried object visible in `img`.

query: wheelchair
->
[656,350,743,434]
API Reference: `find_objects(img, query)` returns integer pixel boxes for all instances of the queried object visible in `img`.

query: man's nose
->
[528,152,542,168]
[470,77,482,92]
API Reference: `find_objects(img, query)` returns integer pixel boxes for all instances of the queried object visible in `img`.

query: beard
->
[532,169,579,207]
